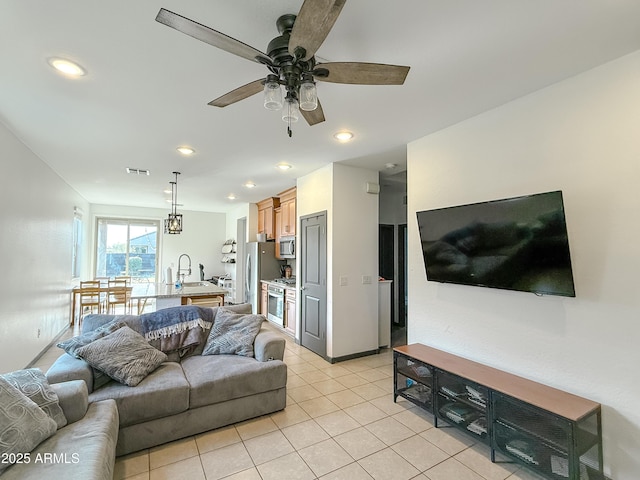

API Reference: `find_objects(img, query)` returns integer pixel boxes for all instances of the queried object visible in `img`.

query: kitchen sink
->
[181,281,210,287]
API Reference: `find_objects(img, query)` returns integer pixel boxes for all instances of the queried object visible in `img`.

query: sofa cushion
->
[75,326,168,387]
[190,304,252,356]
[0,398,119,480]
[1,368,67,429]
[57,319,126,358]
[58,319,129,390]
[181,355,287,409]
[88,362,190,427]
[202,308,264,357]
[0,377,57,474]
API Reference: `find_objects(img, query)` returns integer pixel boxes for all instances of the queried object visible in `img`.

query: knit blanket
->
[139,306,214,355]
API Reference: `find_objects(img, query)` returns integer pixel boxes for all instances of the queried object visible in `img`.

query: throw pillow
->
[75,326,168,387]
[0,377,57,474]
[202,307,264,357]
[57,319,126,358]
[1,368,67,429]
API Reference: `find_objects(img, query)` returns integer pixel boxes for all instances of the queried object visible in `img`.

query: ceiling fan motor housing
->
[267,14,317,96]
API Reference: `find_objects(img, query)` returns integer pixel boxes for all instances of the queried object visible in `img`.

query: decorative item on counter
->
[284,265,292,278]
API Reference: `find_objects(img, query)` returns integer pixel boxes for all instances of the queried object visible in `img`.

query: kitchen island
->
[133,281,228,312]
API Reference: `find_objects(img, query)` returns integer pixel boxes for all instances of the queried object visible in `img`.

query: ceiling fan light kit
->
[155,1,410,137]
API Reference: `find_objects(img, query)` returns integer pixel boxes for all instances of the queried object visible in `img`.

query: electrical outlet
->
[339,276,348,286]
[362,275,372,284]
[37,328,41,338]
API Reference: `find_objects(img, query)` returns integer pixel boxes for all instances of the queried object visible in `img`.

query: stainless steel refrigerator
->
[245,242,281,314]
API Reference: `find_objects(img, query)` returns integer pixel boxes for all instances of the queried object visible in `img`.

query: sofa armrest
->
[254,330,286,362]
[46,353,94,394]
[51,380,88,425]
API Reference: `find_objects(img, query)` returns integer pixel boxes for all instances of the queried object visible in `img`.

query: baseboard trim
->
[328,348,380,364]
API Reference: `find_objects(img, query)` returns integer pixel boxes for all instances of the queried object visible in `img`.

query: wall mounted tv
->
[416,191,576,297]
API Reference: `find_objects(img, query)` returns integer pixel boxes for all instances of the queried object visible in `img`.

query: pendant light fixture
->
[164,171,182,234]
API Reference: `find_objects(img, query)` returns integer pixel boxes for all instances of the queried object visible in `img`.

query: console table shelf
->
[393,344,604,480]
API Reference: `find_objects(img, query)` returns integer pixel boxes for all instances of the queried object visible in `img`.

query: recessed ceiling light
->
[244,181,256,188]
[334,131,354,142]
[227,194,236,200]
[48,57,86,77]
[277,163,292,171]
[176,146,195,155]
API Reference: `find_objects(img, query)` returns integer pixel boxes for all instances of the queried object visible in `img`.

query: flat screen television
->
[416,191,576,297]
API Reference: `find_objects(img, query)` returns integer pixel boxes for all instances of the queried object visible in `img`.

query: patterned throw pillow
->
[75,326,168,387]
[1,368,67,429]
[202,307,264,357]
[57,319,126,358]
[0,377,57,474]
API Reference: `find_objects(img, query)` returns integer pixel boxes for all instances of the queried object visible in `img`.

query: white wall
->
[298,163,379,359]
[331,164,380,358]
[90,204,227,283]
[0,121,90,373]
[407,50,640,479]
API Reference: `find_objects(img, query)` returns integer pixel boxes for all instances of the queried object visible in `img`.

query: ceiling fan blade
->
[301,99,326,126]
[288,0,346,61]
[208,79,265,107]
[156,8,271,65]
[316,62,410,85]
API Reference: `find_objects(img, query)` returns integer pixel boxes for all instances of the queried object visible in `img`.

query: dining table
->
[70,281,228,325]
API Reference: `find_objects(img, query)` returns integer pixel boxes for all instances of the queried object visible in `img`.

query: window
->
[95,218,159,283]
[72,207,83,279]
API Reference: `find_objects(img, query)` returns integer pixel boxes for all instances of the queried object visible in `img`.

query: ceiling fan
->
[156,0,410,136]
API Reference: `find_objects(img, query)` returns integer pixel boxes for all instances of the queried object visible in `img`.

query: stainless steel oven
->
[267,284,284,326]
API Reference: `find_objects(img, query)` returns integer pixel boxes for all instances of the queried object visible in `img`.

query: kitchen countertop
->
[132,281,228,299]
[260,279,297,290]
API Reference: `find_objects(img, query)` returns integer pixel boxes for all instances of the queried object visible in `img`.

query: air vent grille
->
[126,167,150,175]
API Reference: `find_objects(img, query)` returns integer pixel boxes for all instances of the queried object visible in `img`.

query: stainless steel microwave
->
[279,236,295,258]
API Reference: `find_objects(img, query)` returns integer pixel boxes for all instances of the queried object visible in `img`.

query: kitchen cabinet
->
[285,287,296,336]
[260,282,268,316]
[257,197,280,240]
[394,344,604,480]
[278,187,296,236]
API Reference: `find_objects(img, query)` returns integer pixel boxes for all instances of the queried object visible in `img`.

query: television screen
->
[416,191,576,297]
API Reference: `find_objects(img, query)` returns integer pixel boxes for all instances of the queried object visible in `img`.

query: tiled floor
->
[34,323,547,480]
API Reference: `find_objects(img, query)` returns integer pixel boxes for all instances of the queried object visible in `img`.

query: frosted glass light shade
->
[282,97,300,123]
[299,80,318,111]
[264,80,283,111]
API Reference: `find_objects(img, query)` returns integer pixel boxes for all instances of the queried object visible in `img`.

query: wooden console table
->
[394,344,604,480]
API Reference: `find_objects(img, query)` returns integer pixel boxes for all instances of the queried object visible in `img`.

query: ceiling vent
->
[126,167,150,175]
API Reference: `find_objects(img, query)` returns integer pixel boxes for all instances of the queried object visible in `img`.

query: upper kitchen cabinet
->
[257,197,280,241]
[278,187,297,237]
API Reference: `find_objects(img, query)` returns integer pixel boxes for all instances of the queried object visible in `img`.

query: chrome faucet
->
[177,254,192,284]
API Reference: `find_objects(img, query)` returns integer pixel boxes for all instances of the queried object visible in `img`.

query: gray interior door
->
[300,211,327,358]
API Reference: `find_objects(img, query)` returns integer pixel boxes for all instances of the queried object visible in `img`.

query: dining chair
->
[107,278,131,314]
[78,280,102,318]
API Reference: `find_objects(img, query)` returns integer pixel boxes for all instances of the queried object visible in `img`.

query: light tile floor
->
[33,323,548,480]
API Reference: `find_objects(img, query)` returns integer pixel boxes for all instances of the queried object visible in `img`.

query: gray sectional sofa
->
[46,303,288,457]
[1,380,119,480]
